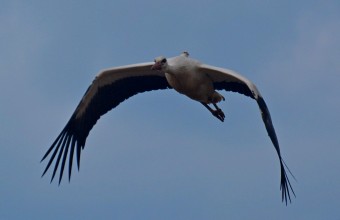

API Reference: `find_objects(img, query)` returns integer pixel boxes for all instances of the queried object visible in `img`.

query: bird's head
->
[151,56,168,71]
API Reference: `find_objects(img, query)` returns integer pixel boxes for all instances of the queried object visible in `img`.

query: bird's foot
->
[212,109,225,122]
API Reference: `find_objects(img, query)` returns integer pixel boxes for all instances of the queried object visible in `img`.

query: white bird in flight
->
[41,51,295,204]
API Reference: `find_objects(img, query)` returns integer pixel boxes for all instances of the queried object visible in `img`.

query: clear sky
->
[1,0,340,219]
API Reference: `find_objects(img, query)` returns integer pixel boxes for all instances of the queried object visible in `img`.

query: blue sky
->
[1,0,340,219]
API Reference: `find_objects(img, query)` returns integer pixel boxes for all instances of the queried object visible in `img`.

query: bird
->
[41,51,295,204]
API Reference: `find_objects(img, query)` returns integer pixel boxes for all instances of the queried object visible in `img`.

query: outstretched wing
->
[199,64,295,205]
[41,62,171,184]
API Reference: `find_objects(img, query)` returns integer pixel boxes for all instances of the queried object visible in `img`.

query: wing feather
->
[199,64,295,204]
[41,62,171,182]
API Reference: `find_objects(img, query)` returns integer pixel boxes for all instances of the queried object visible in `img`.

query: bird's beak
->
[151,62,162,71]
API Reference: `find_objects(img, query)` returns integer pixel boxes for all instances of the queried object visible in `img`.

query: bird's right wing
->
[41,62,171,184]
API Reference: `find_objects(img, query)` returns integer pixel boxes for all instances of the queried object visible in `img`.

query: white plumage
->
[41,51,295,204]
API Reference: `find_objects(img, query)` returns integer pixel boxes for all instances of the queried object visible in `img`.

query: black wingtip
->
[279,158,296,205]
[76,142,82,171]
[42,136,81,185]
[68,137,76,182]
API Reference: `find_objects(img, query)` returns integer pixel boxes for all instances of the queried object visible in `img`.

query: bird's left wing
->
[41,62,171,184]
[199,64,295,204]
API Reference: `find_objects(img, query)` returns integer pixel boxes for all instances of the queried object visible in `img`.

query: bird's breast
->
[165,71,214,102]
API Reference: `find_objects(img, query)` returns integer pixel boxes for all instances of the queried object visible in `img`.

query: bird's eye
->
[161,58,167,63]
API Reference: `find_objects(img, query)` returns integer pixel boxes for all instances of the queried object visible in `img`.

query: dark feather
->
[41,75,170,183]
[214,81,295,204]
[214,81,255,98]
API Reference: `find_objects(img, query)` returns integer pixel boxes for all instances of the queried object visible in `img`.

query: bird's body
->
[41,52,295,204]
[163,54,222,103]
